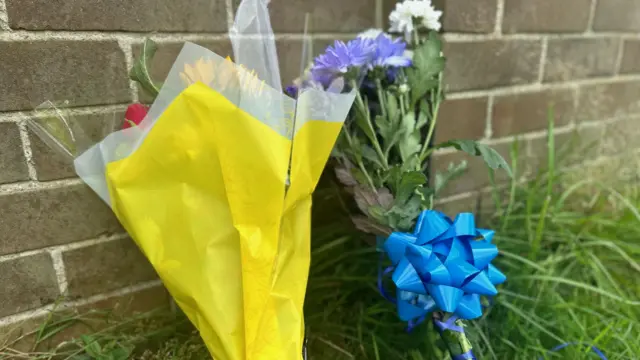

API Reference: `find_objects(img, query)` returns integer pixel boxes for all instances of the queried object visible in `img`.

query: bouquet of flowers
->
[27,0,359,359]
[283,0,512,358]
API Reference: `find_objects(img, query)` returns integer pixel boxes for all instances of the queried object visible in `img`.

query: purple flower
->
[370,34,412,68]
[311,38,376,85]
[285,85,298,98]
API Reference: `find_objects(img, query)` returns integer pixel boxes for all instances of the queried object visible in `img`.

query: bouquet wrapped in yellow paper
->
[27,0,358,358]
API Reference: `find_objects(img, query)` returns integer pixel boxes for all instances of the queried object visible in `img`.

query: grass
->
[3,121,640,359]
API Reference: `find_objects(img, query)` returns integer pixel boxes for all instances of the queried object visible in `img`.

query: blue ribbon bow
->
[382,210,506,321]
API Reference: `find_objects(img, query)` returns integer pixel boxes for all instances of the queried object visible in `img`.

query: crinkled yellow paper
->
[104,82,342,359]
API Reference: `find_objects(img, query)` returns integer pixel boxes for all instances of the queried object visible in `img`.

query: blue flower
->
[311,38,375,85]
[284,85,298,98]
[370,34,412,68]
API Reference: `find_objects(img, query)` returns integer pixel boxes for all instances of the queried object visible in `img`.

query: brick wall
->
[1,0,639,331]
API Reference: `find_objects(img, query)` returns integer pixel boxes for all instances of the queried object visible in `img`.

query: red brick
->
[63,238,157,298]
[435,97,488,142]
[444,40,542,92]
[492,88,577,137]
[503,0,591,33]
[544,38,620,82]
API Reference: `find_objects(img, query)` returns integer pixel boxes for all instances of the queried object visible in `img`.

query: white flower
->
[389,0,443,38]
[357,28,389,39]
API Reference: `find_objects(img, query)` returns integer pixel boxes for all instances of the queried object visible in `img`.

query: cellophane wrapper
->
[29,0,356,359]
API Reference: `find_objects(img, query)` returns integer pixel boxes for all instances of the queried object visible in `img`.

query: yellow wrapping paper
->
[104,82,343,359]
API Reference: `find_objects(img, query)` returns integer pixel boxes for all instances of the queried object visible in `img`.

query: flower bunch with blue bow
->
[285,0,514,358]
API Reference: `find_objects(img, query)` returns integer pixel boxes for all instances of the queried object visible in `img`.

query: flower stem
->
[432,313,476,360]
[412,29,421,48]
[375,79,388,119]
[342,129,377,191]
[352,81,389,170]
[418,72,443,165]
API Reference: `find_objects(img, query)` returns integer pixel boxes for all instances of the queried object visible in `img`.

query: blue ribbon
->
[452,350,476,360]
[540,342,607,359]
[433,314,464,333]
[381,210,506,322]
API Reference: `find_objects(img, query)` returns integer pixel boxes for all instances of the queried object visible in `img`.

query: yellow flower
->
[180,57,218,86]
[180,56,266,97]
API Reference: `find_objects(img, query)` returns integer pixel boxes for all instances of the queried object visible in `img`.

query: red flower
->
[123,103,149,129]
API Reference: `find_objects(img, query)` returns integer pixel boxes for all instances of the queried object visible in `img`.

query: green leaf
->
[361,145,383,168]
[403,194,422,215]
[109,346,132,360]
[398,113,421,162]
[351,168,370,186]
[368,205,387,223]
[378,115,404,158]
[413,32,442,68]
[420,186,435,208]
[353,106,377,147]
[385,92,400,123]
[478,145,511,174]
[129,38,163,99]
[396,171,427,204]
[436,140,513,177]
[349,133,364,164]
[384,165,403,192]
[408,32,445,105]
[376,114,393,142]
[81,335,102,357]
[447,139,477,154]
[401,154,420,173]
[416,102,429,129]
[387,195,422,231]
[435,160,468,194]
[410,77,439,106]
